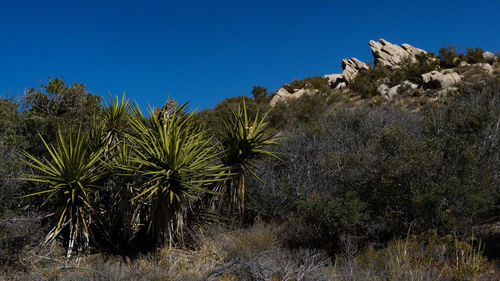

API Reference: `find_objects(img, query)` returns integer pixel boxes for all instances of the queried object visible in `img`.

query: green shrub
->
[439,45,487,67]
[439,44,464,68]
[465,47,485,64]
[282,76,331,94]
[267,92,332,129]
[286,192,368,254]
[394,52,440,84]
[348,66,389,98]
[251,85,269,103]
[195,95,268,136]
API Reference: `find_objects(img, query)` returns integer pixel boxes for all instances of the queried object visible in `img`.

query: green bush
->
[439,44,464,68]
[282,76,331,94]
[251,85,269,103]
[267,91,333,129]
[285,192,368,254]
[439,45,487,68]
[394,52,440,84]
[195,95,268,136]
[348,66,390,98]
[465,47,485,64]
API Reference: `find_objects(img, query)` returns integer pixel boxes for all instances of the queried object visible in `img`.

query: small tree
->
[251,85,268,103]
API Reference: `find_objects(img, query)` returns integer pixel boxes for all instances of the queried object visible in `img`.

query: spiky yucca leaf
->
[127,100,228,247]
[217,99,278,220]
[102,93,130,152]
[20,127,106,258]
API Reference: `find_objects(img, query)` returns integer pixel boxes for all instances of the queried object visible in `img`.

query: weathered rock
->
[369,39,428,69]
[377,84,390,98]
[377,83,401,101]
[292,88,316,99]
[435,72,461,88]
[421,70,440,84]
[401,44,427,58]
[440,68,456,74]
[401,80,418,89]
[482,51,498,64]
[435,87,458,99]
[386,85,400,101]
[369,39,409,69]
[269,87,291,107]
[458,61,470,67]
[335,82,347,90]
[421,70,461,88]
[473,63,494,74]
[323,73,347,89]
[323,74,343,84]
[341,58,369,81]
[269,87,316,107]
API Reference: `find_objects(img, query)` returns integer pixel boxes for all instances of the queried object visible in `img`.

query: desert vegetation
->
[1,43,500,280]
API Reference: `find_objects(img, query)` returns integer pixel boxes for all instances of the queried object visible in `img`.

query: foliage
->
[267,90,342,129]
[349,52,439,98]
[439,45,488,68]
[251,85,269,103]
[195,95,268,137]
[465,47,486,64]
[100,94,131,152]
[21,77,101,157]
[126,101,228,247]
[348,66,390,98]
[0,97,26,212]
[282,76,331,94]
[216,99,278,221]
[20,127,107,258]
[247,78,500,251]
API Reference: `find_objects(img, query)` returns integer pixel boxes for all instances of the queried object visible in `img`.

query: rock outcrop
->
[377,80,418,101]
[421,70,461,88]
[270,39,498,107]
[482,51,498,64]
[323,74,347,89]
[341,58,369,81]
[269,87,316,107]
[369,39,427,69]
[269,88,292,107]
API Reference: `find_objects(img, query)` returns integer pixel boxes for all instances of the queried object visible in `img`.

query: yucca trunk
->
[150,191,184,247]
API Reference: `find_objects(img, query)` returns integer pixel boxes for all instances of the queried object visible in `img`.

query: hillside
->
[1,40,500,280]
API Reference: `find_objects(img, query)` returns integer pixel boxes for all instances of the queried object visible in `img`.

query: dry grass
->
[3,225,498,281]
[333,230,499,281]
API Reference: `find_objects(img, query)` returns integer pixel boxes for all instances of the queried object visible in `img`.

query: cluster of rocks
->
[269,87,317,107]
[270,39,498,106]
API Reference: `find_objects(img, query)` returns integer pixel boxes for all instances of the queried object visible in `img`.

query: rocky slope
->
[270,39,499,107]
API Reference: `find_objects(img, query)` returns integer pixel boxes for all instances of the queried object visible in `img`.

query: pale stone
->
[435,72,461,88]
[401,80,418,89]
[421,70,440,84]
[458,61,470,67]
[335,82,347,89]
[269,87,291,107]
[370,39,429,69]
[472,63,494,74]
[482,51,497,64]
[323,73,346,89]
[341,58,369,81]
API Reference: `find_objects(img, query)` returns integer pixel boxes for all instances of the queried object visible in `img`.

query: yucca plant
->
[20,127,106,258]
[126,100,227,247]
[101,93,131,153]
[217,99,278,221]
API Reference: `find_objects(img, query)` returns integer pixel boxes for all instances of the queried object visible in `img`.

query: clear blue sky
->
[1,0,498,109]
